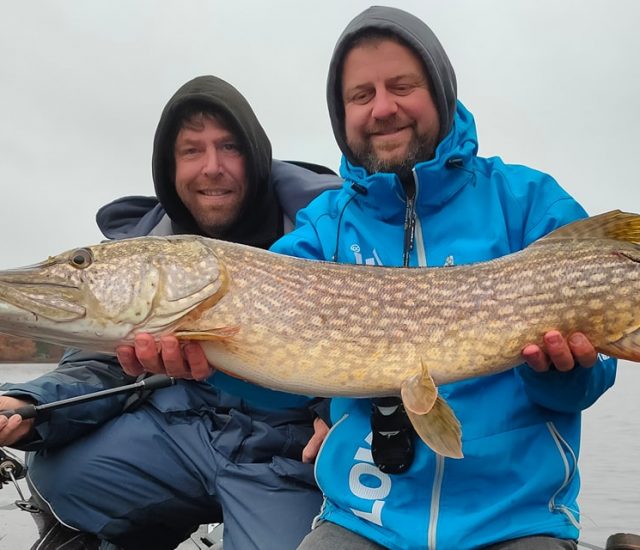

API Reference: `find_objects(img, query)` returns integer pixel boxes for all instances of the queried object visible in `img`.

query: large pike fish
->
[1,210,639,458]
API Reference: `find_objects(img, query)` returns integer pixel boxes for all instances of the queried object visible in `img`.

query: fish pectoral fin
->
[174,326,240,341]
[597,327,640,361]
[403,395,463,459]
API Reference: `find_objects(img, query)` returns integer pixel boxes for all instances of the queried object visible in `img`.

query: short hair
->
[169,102,233,148]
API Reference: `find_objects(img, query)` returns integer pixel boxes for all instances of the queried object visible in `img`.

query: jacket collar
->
[338,101,478,217]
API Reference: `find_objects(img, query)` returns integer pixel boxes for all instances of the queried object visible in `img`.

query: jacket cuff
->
[309,398,332,427]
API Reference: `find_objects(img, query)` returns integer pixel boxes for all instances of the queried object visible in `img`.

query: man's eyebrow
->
[175,132,236,144]
[387,73,425,84]
[345,73,425,91]
[344,82,371,92]
[174,137,200,148]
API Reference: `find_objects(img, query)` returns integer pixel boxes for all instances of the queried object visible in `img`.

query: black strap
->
[370,396,415,474]
[371,176,418,474]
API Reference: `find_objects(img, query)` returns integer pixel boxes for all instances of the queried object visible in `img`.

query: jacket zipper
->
[403,170,426,267]
[402,195,416,267]
[403,171,442,548]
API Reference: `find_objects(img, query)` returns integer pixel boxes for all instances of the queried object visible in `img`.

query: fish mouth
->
[0,266,85,322]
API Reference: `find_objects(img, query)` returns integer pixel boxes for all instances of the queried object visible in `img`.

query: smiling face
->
[342,38,441,176]
[174,114,248,238]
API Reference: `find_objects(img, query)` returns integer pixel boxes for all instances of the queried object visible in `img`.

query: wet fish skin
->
[0,210,639,458]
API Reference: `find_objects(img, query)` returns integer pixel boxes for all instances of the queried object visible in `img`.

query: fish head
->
[0,235,226,352]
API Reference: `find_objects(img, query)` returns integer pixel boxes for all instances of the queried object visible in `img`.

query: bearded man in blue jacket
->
[270,6,617,550]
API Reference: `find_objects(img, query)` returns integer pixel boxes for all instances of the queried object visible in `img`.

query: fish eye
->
[69,248,93,269]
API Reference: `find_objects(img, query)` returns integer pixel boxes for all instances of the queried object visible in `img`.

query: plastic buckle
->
[370,397,415,474]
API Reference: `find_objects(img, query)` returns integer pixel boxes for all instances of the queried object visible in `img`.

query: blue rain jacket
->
[271,102,616,550]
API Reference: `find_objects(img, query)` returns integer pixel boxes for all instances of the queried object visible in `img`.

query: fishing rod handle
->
[139,374,175,390]
[0,375,174,420]
[0,404,37,420]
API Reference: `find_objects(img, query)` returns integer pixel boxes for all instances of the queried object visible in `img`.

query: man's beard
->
[196,207,242,239]
[191,198,247,239]
[350,128,438,181]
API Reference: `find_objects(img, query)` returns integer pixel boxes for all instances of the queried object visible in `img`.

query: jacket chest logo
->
[350,244,383,266]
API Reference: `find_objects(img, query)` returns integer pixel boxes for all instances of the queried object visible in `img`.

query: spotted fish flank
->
[1,210,639,458]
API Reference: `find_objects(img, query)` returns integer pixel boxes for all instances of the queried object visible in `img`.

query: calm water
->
[1,363,639,549]
[579,360,640,541]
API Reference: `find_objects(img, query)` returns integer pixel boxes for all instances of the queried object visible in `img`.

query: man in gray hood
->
[271,5,614,550]
[0,75,340,550]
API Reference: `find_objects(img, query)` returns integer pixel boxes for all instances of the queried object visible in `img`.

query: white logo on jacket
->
[350,244,383,266]
[348,432,391,526]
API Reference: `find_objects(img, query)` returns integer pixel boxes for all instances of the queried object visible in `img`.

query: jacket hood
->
[152,75,281,249]
[327,5,457,168]
[339,101,478,219]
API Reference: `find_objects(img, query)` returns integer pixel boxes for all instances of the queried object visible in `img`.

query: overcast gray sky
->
[1,0,638,268]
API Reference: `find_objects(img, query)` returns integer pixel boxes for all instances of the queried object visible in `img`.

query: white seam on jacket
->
[27,471,79,532]
[415,216,427,267]
[546,421,580,529]
[313,413,349,529]
[413,170,428,268]
[428,454,445,549]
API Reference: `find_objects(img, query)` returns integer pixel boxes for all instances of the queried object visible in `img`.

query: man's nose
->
[202,147,221,177]
[371,89,398,119]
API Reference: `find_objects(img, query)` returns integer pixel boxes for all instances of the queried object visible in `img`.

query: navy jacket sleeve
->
[1,349,135,450]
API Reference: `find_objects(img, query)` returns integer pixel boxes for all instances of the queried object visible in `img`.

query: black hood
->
[327,5,457,167]
[152,75,281,249]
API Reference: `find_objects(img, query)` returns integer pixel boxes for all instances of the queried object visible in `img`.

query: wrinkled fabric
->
[2,75,342,549]
[272,100,616,550]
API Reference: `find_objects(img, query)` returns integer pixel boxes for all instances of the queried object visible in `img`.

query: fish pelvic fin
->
[531,210,640,246]
[400,360,438,414]
[597,328,640,361]
[400,361,463,459]
[174,326,240,341]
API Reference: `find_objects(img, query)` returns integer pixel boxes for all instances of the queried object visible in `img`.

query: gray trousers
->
[297,521,578,550]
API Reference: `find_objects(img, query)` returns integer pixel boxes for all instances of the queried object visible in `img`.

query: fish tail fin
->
[532,210,640,246]
[401,361,463,459]
[598,328,640,361]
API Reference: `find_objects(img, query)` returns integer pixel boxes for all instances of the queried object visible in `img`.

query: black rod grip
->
[0,404,37,419]
[0,375,175,420]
